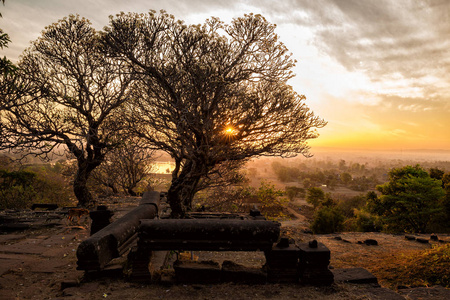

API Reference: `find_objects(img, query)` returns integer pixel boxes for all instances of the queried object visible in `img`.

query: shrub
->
[310,206,344,234]
[0,170,37,209]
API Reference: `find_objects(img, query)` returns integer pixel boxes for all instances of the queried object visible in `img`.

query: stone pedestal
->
[265,243,300,283]
[89,205,113,235]
[298,240,334,285]
[128,246,153,283]
[173,260,221,284]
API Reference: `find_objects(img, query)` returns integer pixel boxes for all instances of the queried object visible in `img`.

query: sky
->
[1,0,449,152]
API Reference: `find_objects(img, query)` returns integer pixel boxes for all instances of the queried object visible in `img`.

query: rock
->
[430,234,438,241]
[397,285,450,300]
[405,235,416,240]
[364,239,378,246]
[416,238,429,244]
[333,268,378,284]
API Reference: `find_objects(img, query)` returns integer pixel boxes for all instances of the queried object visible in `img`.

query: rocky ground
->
[1,197,450,299]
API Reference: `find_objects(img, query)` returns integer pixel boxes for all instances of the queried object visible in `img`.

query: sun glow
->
[224,126,236,135]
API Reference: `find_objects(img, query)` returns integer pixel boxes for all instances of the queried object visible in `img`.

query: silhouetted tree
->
[102,11,326,217]
[91,138,155,196]
[0,15,134,207]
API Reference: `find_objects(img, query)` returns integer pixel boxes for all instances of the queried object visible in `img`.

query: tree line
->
[305,165,450,234]
[0,10,325,217]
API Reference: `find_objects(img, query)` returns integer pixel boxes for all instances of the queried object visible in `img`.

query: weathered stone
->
[397,285,450,300]
[430,234,439,241]
[60,280,79,290]
[298,241,330,266]
[89,206,113,235]
[416,238,429,244]
[138,219,280,251]
[333,267,378,284]
[221,260,267,284]
[76,191,160,271]
[364,239,378,246]
[31,203,58,210]
[265,244,300,283]
[174,260,221,284]
[298,241,334,285]
[353,284,405,300]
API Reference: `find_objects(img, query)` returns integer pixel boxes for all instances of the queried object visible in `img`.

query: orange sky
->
[2,0,449,151]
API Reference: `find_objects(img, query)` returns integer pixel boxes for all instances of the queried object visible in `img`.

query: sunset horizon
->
[1,0,449,152]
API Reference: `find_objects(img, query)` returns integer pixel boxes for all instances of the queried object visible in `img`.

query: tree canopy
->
[0,15,135,207]
[102,11,326,217]
[368,165,445,233]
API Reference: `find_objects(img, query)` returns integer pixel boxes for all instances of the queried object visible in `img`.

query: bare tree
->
[102,11,326,217]
[0,15,134,207]
[91,138,155,196]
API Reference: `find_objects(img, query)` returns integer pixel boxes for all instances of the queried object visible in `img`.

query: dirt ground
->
[1,199,450,300]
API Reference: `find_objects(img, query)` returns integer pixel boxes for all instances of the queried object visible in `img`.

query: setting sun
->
[224,126,236,135]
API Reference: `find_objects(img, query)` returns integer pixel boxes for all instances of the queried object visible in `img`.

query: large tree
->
[102,11,326,217]
[368,165,445,233]
[0,15,134,207]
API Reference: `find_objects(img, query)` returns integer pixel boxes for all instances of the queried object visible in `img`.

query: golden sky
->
[1,0,449,151]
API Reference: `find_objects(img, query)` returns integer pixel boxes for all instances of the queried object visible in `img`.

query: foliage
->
[368,165,445,233]
[0,15,134,207]
[306,187,334,209]
[0,169,36,209]
[306,187,325,208]
[310,206,345,234]
[373,244,450,288]
[336,194,367,218]
[255,180,289,219]
[195,180,288,220]
[272,162,302,182]
[0,162,74,210]
[102,10,326,217]
[285,186,305,201]
[353,209,382,232]
[0,0,16,76]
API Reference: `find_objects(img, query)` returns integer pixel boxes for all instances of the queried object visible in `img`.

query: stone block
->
[298,241,331,267]
[332,267,378,284]
[221,260,267,284]
[174,260,221,284]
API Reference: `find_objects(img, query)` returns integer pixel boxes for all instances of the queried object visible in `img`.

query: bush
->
[354,209,382,232]
[0,162,75,210]
[285,186,305,201]
[310,206,345,234]
[0,170,37,209]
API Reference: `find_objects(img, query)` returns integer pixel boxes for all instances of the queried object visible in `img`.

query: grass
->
[372,243,450,288]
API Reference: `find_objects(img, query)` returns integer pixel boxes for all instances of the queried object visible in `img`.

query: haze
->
[1,0,449,152]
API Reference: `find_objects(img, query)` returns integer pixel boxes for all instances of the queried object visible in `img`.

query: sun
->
[225,126,235,135]
[222,125,237,141]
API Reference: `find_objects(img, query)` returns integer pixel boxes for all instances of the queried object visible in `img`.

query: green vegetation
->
[0,159,74,210]
[368,165,445,233]
[310,206,344,234]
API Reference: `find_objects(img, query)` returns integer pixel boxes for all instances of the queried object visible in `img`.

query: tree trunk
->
[167,161,202,218]
[127,187,137,196]
[73,160,96,208]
